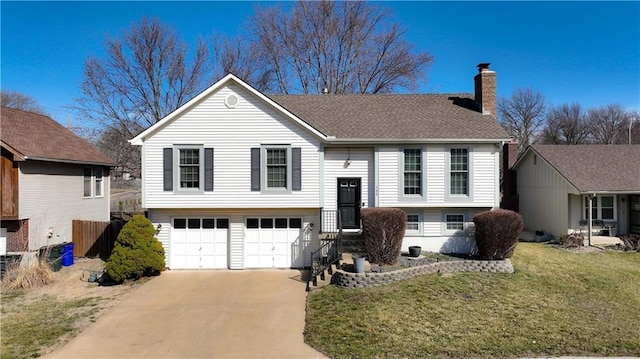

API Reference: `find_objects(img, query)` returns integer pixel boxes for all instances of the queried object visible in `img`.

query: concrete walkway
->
[44,270,327,359]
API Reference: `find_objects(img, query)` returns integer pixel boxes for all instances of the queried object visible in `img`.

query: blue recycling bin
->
[61,243,74,267]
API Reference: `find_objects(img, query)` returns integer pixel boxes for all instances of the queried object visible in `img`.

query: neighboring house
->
[0,107,116,255]
[513,144,640,238]
[130,64,510,270]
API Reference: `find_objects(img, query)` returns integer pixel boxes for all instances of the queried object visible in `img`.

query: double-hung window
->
[83,167,105,198]
[583,195,615,220]
[406,213,422,235]
[266,148,287,189]
[450,148,469,196]
[444,213,465,234]
[94,167,104,197]
[83,167,93,198]
[179,148,201,189]
[163,146,214,192]
[403,149,422,195]
[250,146,302,192]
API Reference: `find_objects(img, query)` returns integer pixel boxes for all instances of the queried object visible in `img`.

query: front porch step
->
[305,253,372,291]
[341,233,365,252]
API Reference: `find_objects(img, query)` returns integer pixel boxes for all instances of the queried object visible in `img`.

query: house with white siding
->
[1,107,116,255]
[130,63,510,270]
[513,144,640,238]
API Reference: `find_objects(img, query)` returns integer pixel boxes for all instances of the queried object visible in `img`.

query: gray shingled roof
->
[268,93,509,140]
[531,144,640,192]
[1,107,116,166]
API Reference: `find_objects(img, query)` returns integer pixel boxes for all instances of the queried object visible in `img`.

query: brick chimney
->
[474,63,496,115]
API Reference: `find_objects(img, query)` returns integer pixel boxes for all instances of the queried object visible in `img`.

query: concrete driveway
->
[44,270,327,359]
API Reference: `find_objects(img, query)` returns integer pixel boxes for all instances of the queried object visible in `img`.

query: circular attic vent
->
[225,94,239,108]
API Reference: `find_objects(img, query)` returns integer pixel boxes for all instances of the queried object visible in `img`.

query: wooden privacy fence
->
[72,219,124,259]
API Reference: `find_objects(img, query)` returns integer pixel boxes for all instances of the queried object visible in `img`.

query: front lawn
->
[305,243,640,358]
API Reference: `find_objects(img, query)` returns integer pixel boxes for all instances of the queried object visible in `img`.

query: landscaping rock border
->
[332,258,514,289]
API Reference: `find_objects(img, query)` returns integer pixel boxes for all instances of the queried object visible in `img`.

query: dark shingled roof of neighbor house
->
[1,106,116,166]
[268,93,509,141]
[531,144,640,192]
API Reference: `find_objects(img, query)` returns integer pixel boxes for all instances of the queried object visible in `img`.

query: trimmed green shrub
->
[361,208,407,265]
[106,215,165,282]
[473,209,523,260]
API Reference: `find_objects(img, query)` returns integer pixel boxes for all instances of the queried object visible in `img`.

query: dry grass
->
[2,259,55,290]
[1,258,145,359]
[305,243,640,358]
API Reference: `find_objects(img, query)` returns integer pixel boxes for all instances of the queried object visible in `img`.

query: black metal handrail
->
[306,209,343,291]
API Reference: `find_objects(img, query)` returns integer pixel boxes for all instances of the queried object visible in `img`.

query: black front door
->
[337,178,361,229]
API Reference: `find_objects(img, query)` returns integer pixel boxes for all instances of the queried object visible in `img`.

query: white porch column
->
[588,194,594,246]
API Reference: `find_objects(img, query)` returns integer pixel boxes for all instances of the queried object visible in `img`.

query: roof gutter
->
[580,190,640,195]
[24,156,117,167]
[324,137,511,145]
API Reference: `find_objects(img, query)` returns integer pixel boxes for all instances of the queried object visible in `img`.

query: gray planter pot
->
[408,246,422,257]
[352,255,365,273]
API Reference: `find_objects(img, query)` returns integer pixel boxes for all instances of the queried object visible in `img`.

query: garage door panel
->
[244,217,302,269]
[171,217,228,269]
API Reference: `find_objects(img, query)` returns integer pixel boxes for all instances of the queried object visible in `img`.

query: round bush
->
[473,209,523,260]
[362,207,407,265]
[106,214,165,282]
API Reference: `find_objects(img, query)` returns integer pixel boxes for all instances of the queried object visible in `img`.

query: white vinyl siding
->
[323,148,374,210]
[142,83,321,209]
[19,162,110,250]
[378,144,497,208]
[398,208,485,254]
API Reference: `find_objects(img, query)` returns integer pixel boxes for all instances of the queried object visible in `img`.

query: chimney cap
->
[477,63,491,72]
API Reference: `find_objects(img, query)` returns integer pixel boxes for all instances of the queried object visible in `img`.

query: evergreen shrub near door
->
[361,208,407,265]
[473,209,523,260]
[106,214,165,282]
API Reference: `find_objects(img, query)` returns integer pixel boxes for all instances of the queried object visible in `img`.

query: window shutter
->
[292,147,301,191]
[251,148,260,191]
[163,148,173,191]
[204,148,214,192]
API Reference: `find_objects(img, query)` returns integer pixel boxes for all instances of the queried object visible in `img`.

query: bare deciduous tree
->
[212,34,272,91]
[540,103,591,144]
[75,17,210,177]
[1,90,47,114]
[587,104,630,144]
[246,1,433,94]
[96,125,142,179]
[497,88,547,153]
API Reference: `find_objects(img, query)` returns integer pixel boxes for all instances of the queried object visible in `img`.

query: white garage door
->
[244,217,303,268]
[171,218,228,269]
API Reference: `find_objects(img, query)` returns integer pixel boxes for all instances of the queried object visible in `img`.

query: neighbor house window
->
[406,213,421,234]
[404,149,422,195]
[450,148,468,195]
[179,148,200,189]
[266,148,287,188]
[83,167,92,197]
[445,214,465,231]
[584,195,616,220]
[94,167,103,197]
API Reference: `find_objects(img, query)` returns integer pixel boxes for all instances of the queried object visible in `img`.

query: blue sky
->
[1,1,639,125]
